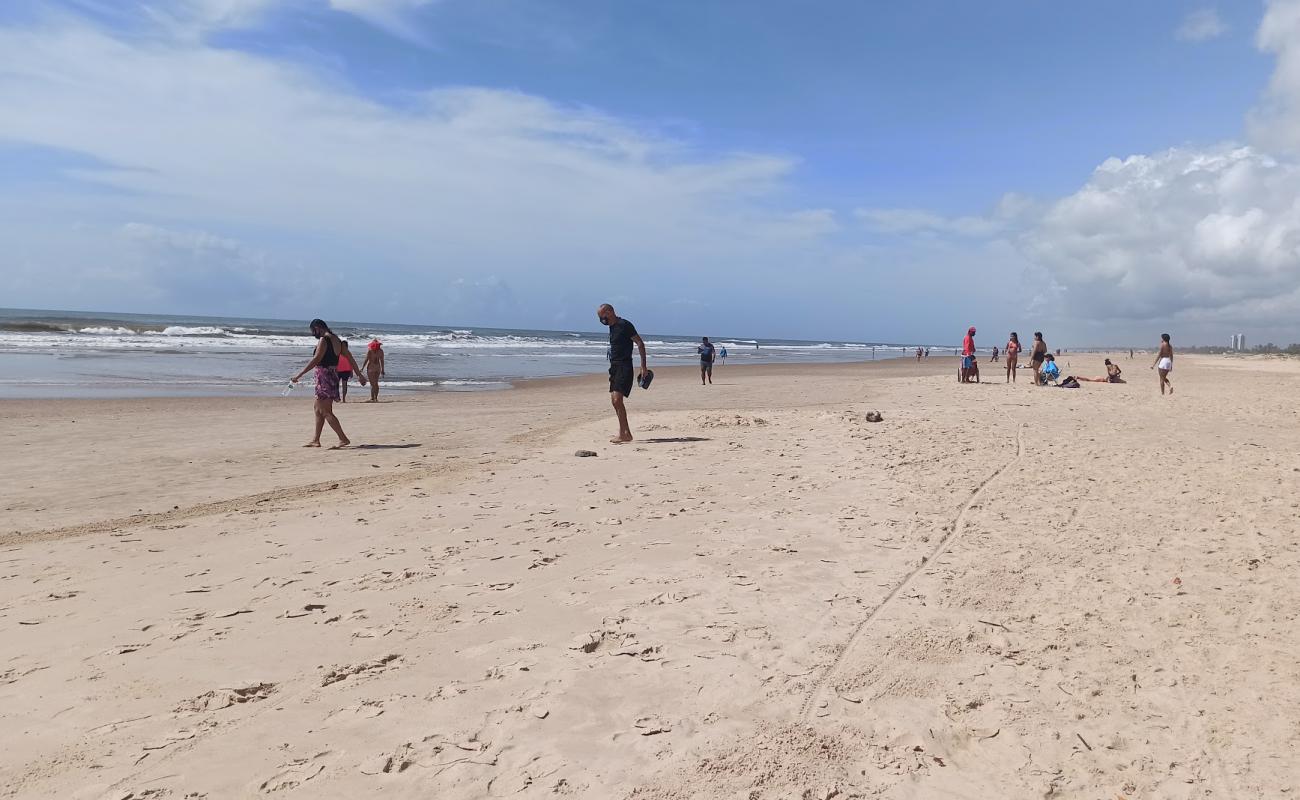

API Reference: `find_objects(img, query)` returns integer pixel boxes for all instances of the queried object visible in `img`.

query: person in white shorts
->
[1152,333,1174,395]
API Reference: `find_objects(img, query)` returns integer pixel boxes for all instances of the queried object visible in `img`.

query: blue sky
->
[3,1,1300,344]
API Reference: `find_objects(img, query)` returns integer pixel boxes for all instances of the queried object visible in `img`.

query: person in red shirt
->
[960,326,980,383]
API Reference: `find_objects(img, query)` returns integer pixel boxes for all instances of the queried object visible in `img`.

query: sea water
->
[0,308,928,399]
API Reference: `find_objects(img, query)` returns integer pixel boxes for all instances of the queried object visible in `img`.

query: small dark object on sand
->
[865,411,884,423]
[574,450,599,458]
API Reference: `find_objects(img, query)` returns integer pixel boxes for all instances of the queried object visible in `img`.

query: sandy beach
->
[2,354,1297,799]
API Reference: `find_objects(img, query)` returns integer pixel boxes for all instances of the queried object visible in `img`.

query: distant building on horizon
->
[1230,333,1247,351]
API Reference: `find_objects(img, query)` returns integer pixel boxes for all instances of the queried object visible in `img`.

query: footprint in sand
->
[321,654,401,687]
[257,752,332,793]
[176,682,276,713]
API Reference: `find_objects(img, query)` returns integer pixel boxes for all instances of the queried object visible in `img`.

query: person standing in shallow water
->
[598,303,648,444]
[363,339,385,402]
[291,318,351,448]
[1152,333,1174,395]
[336,340,365,402]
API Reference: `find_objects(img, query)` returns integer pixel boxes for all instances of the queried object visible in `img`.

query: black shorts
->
[701,361,713,372]
[609,360,634,397]
[338,371,352,382]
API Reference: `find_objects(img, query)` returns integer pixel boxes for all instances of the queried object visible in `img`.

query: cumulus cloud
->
[1019,146,1300,323]
[1176,9,1228,42]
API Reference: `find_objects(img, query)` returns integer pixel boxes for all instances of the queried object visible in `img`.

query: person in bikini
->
[1004,332,1021,383]
[598,303,648,443]
[1152,333,1174,395]
[291,318,353,448]
[362,339,385,402]
[1066,358,1125,383]
[1027,332,1047,384]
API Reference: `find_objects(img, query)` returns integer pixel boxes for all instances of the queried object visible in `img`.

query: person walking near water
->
[362,339,385,402]
[337,340,365,402]
[698,336,716,385]
[598,303,648,443]
[719,345,727,365]
[291,318,352,448]
[1152,333,1174,395]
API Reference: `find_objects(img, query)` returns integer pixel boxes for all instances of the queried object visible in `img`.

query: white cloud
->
[1019,145,1300,323]
[0,10,836,326]
[1176,9,1228,42]
[856,194,1035,238]
[327,0,438,43]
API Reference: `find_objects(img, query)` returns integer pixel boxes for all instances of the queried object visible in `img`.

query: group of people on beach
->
[290,319,386,448]
[291,310,1178,448]
[961,326,1174,393]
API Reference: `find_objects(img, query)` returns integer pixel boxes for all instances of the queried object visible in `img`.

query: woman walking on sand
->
[291,319,354,448]
[1004,332,1021,382]
[1152,333,1174,395]
[363,339,385,402]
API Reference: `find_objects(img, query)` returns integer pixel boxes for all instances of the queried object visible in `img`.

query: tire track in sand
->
[798,424,1024,720]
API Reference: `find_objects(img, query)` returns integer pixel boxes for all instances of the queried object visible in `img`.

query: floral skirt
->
[314,366,340,401]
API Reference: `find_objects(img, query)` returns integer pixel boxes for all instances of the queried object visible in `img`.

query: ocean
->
[0,308,927,399]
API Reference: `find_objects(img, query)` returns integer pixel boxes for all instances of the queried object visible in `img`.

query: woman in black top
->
[291,318,355,447]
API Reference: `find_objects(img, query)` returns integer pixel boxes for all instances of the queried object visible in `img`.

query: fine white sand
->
[2,354,1297,798]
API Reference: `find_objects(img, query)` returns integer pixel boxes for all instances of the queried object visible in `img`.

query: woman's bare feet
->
[609,435,633,444]
[303,441,321,448]
[329,438,351,449]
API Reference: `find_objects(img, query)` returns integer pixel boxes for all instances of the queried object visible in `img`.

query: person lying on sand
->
[1067,358,1125,383]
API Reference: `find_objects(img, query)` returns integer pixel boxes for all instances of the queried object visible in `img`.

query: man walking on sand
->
[698,336,716,385]
[598,304,648,443]
[1152,333,1174,395]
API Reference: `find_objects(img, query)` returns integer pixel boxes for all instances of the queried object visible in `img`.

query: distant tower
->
[1230,334,1237,350]
[1239,334,1246,351]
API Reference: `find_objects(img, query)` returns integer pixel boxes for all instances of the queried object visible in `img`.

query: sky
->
[3,0,1300,345]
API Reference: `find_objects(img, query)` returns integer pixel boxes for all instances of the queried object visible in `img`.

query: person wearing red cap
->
[960,326,980,383]
[362,339,385,402]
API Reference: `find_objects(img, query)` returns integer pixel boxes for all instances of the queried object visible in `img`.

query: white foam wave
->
[161,326,228,336]
[79,326,136,335]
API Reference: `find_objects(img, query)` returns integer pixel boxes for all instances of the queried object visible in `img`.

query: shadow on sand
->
[352,443,423,450]
[643,437,711,444]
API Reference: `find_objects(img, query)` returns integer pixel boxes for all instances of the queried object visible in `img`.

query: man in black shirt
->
[698,336,715,385]
[598,303,648,443]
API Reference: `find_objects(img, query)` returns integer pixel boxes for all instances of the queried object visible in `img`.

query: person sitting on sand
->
[290,318,353,448]
[362,339,385,402]
[1038,352,1061,385]
[598,303,648,443]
